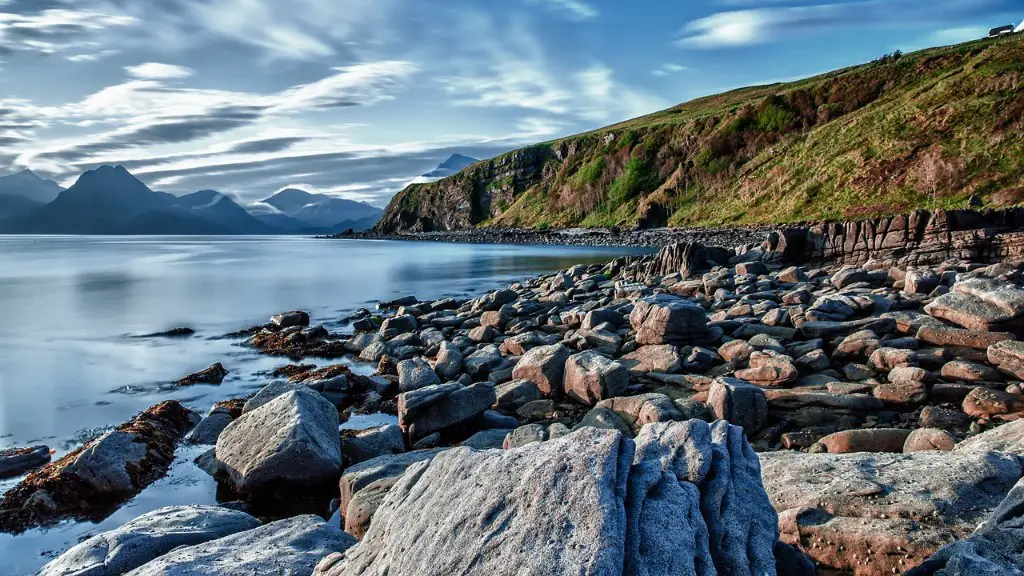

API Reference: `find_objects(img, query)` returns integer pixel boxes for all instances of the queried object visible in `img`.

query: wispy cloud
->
[0,7,135,57]
[526,0,598,21]
[125,62,195,80]
[651,63,689,77]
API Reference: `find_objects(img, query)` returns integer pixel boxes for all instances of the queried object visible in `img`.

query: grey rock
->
[0,445,50,478]
[630,294,709,346]
[241,381,304,414]
[342,425,405,466]
[707,377,768,435]
[493,379,541,413]
[339,449,446,514]
[270,310,310,328]
[396,357,440,393]
[432,341,463,380]
[510,343,571,397]
[563,350,629,405]
[397,383,495,441]
[185,409,234,445]
[459,429,512,449]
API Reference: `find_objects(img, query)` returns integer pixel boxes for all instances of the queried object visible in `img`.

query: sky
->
[0,0,1020,207]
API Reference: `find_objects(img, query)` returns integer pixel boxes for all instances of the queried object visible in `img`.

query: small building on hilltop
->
[990,25,1014,37]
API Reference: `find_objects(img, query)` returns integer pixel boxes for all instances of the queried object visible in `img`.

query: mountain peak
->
[0,167,65,203]
[439,154,479,170]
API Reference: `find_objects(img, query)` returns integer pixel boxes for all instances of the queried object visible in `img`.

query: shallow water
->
[0,235,648,574]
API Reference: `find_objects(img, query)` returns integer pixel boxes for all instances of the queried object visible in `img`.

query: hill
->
[251,188,383,230]
[172,190,278,234]
[378,34,1024,232]
[0,170,63,204]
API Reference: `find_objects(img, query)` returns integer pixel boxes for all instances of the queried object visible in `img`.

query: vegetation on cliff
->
[378,34,1024,232]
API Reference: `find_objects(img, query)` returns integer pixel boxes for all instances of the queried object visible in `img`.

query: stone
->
[718,339,754,367]
[868,347,917,372]
[575,407,633,436]
[794,349,831,373]
[816,428,913,453]
[620,344,683,373]
[38,505,260,576]
[468,325,500,343]
[398,383,495,441]
[396,357,440,393]
[214,389,341,497]
[462,345,505,379]
[735,351,798,387]
[432,341,463,380]
[761,449,1022,576]
[563,351,629,405]
[988,340,1024,379]
[339,449,446,516]
[596,393,683,432]
[920,406,971,431]
[175,363,228,386]
[0,401,199,533]
[630,294,709,346]
[904,428,957,452]
[777,266,808,283]
[799,317,896,340]
[479,310,506,330]
[127,515,353,576]
[941,360,1001,382]
[342,425,405,466]
[0,445,50,478]
[459,429,512,449]
[344,477,397,541]
[510,344,571,397]
[925,279,1024,332]
[905,268,940,294]
[962,387,1024,418]
[492,379,541,413]
[379,314,417,337]
[831,330,881,363]
[917,324,1015,350]
[242,381,305,414]
[358,340,388,363]
[186,408,234,445]
[832,268,868,288]
[955,419,1024,454]
[873,379,928,407]
[270,310,310,328]
[707,377,768,434]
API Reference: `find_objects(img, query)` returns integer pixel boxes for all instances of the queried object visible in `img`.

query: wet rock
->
[0,401,199,533]
[270,310,310,328]
[186,407,235,445]
[563,350,629,405]
[761,449,1022,576]
[510,343,571,397]
[342,425,405,466]
[38,505,260,576]
[396,357,440,393]
[707,377,768,434]
[129,515,353,576]
[214,389,342,499]
[816,428,913,453]
[175,363,228,386]
[904,428,957,452]
[397,383,495,441]
[138,327,196,338]
[630,294,709,346]
[0,445,50,479]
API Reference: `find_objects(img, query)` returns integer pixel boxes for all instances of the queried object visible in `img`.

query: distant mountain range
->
[410,154,479,184]
[0,166,392,235]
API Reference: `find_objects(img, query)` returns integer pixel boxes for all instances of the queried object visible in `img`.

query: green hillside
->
[378,34,1024,232]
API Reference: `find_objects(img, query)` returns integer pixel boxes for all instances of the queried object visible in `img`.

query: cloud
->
[575,64,669,123]
[929,26,989,45]
[651,63,689,77]
[125,62,195,80]
[0,7,136,56]
[526,0,598,21]
[677,0,1020,48]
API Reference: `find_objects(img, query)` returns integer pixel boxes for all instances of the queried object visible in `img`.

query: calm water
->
[0,235,647,574]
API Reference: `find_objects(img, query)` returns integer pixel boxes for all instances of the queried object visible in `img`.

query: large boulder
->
[214,388,342,497]
[924,279,1024,332]
[510,344,571,397]
[0,401,199,533]
[397,383,495,441]
[815,428,913,453]
[563,351,629,405]
[39,505,260,576]
[630,295,709,346]
[126,515,354,576]
[0,445,50,478]
[620,344,684,373]
[707,377,768,434]
[761,450,1023,576]
[396,357,440,393]
[432,341,463,380]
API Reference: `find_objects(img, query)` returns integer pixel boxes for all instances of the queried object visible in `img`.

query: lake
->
[0,235,648,574]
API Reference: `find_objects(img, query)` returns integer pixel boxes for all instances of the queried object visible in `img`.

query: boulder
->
[493,379,541,413]
[630,295,709,346]
[905,268,940,294]
[462,345,505,379]
[962,387,1024,418]
[339,449,446,516]
[816,428,913,453]
[988,340,1024,379]
[0,401,199,533]
[563,351,629,405]
[955,419,1024,454]
[735,351,798,387]
[398,383,495,441]
[832,268,868,288]
[510,344,571,397]
[127,515,353,576]
[214,389,342,497]
[0,445,50,478]
[595,393,683,432]
[904,428,957,452]
[761,449,1023,576]
[917,325,1014,350]
[432,341,463,380]
[396,357,440,393]
[925,279,1024,332]
[39,505,260,576]
[620,344,684,373]
[379,314,417,337]
[175,363,229,386]
[270,310,310,328]
[941,360,1002,382]
[707,377,768,434]
[718,339,754,367]
[342,425,405,466]
[920,406,971,431]
[242,381,305,414]
[186,407,235,445]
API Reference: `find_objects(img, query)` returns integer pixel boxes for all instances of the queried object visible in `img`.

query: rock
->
[920,406,972,431]
[175,363,228,386]
[963,387,1024,418]
[0,445,50,478]
[620,344,684,373]
[242,381,305,414]
[563,351,629,405]
[0,401,199,533]
[988,340,1024,379]
[186,407,234,445]
[941,360,1002,382]
[873,379,928,407]
[432,341,463,380]
[794,349,831,372]
[777,266,808,283]
[761,449,1023,576]
[735,351,798,387]
[718,339,754,367]
[127,515,353,576]
[595,393,682,432]
[905,268,940,294]
[468,325,500,343]
[904,428,957,452]
[479,310,507,330]
[459,429,512,449]
[510,344,571,397]
[955,419,1024,453]
[868,347,917,372]
[799,317,896,340]
[396,357,440,393]
[630,294,709,346]
[398,383,495,441]
[575,406,633,436]
[344,477,398,541]
[493,379,541,413]
[707,377,768,434]
[339,449,446,516]
[342,425,405,466]
[816,428,913,453]
[380,314,417,337]
[38,505,260,576]
[917,324,1015,350]
[462,345,505,379]
[832,268,868,288]
[214,389,342,498]
[925,279,1024,332]
[270,310,310,328]
[138,327,196,338]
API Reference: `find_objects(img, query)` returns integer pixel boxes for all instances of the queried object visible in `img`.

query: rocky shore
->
[6,208,1024,575]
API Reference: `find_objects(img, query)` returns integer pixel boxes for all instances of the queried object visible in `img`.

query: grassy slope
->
[389,34,1024,230]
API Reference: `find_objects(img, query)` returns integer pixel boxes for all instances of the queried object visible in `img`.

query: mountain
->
[251,188,383,229]
[378,34,1024,233]
[0,170,64,203]
[0,166,233,235]
[171,190,278,234]
[0,195,44,220]
[411,154,480,184]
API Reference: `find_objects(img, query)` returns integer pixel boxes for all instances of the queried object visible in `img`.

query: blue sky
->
[0,0,1020,206]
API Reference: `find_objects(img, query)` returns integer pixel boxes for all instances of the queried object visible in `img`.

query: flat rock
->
[398,382,495,441]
